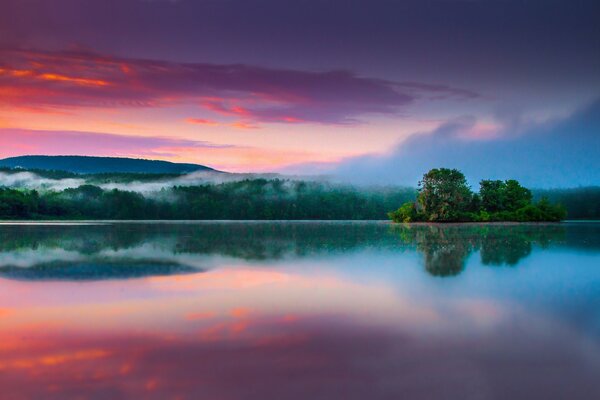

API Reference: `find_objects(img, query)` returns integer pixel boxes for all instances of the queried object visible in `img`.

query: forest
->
[0,179,415,220]
[0,169,597,220]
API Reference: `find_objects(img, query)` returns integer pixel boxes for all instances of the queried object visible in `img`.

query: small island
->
[389,168,566,223]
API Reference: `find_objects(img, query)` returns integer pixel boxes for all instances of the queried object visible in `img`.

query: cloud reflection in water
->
[0,222,599,399]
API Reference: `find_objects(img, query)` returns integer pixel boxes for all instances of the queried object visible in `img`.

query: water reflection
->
[0,260,197,281]
[0,222,577,280]
[0,222,599,399]
[394,224,565,276]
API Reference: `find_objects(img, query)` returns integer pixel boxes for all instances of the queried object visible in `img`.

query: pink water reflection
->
[1,266,599,400]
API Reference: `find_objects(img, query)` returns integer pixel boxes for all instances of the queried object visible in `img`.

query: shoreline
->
[0,219,596,225]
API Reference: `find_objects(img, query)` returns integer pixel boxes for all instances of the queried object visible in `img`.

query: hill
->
[0,155,216,174]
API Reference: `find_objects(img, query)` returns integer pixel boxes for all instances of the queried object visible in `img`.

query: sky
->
[0,0,598,186]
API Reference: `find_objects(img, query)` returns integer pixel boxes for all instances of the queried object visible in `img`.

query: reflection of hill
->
[0,260,198,281]
[0,223,406,281]
[0,223,405,260]
[0,222,596,280]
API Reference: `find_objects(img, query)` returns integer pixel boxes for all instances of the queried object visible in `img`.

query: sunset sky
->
[1,0,598,185]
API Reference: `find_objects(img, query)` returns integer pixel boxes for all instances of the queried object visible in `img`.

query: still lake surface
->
[0,221,599,399]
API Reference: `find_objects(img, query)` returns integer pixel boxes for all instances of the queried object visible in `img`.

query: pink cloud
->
[0,48,479,125]
[185,118,220,126]
[185,117,260,130]
[0,128,233,159]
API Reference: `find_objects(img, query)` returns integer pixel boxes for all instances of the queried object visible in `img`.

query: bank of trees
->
[389,168,567,223]
[0,173,595,221]
[533,187,600,220]
[0,179,415,220]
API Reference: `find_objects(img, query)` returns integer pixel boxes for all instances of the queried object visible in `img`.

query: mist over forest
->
[0,167,597,220]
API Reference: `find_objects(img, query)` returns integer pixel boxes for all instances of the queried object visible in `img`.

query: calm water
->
[0,221,599,399]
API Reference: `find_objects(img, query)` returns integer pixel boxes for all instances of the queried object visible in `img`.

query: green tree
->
[479,180,505,212]
[479,179,531,213]
[503,180,532,211]
[417,168,472,221]
[535,197,567,222]
[388,201,419,223]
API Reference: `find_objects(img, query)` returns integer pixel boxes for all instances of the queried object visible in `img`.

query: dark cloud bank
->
[329,99,600,188]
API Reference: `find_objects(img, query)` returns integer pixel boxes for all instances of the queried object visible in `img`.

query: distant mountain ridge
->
[0,155,217,174]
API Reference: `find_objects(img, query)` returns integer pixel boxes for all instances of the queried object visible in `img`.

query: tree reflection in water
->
[0,222,568,281]
[393,223,565,277]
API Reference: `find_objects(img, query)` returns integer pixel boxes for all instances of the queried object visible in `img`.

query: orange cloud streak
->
[185,118,260,130]
[0,67,109,87]
[185,118,220,126]
[38,72,109,87]
[230,307,252,318]
[185,311,217,321]
[0,349,110,371]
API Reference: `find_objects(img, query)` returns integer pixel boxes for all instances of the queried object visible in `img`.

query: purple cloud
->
[0,48,478,125]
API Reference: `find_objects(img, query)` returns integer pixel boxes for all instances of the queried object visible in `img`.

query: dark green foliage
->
[0,179,416,220]
[417,168,472,221]
[533,187,600,220]
[169,180,415,220]
[389,168,568,223]
[479,180,506,212]
[480,179,532,213]
[504,180,533,210]
[86,172,185,184]
[0,167,591,222]
[0,188,40,218]
[0,167,79,180]
[534,197,567,221]
[388,201,418,223]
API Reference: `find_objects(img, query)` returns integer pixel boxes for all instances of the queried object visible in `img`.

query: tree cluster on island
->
[389,168,567,223]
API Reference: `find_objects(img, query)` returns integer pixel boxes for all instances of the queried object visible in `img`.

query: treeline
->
[390,168,568,222]
[0,179,416,220]
[533,187,600,220]
[0,167,183,183]
[0,175,598,221]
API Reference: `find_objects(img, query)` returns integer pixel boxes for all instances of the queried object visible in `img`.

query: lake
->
[0,221,599,399]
